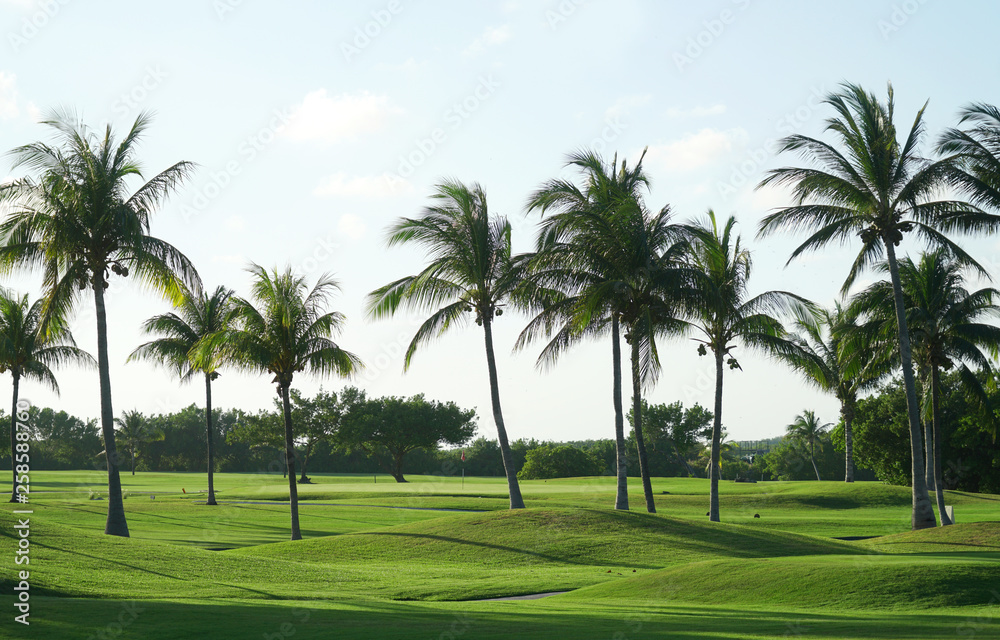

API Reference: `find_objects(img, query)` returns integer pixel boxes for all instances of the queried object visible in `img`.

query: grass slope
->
[237,508,860,570]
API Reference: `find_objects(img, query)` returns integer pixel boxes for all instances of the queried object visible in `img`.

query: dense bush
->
[517,444,605,480]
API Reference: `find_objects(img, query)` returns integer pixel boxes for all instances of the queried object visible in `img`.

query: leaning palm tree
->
[521,148,687,512]
[778,303,886,482]
[112,410,164,475]
[851,250,1000,525]
[367,180,527,509]
[129,284,236,504]
[687,211,807,522]
[0,289,92,500]
[0,111,198,536]
[212,265,361,540]
[756,82,1000,530]
[786,410,831,481]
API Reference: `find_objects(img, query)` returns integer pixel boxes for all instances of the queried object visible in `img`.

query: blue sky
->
[3,0,1000,443]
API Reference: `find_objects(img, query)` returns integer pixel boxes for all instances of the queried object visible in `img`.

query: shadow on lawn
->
[18,598,1000,640]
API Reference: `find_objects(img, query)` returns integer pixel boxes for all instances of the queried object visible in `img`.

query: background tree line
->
[10,388,994,490]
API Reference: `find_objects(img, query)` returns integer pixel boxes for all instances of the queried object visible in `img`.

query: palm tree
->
[687,210,807,522]
[778,303,886,482]
[0,289,92,501]
[756,82,1000,530]
[368,180,528,509]
[128,284,236,504]
[0,112,198,536]
[112,410,164,475]
[521,149,688,512]
[213,264,361,540]
[786,410,832,481]
[937,103,1000,212]
[851,250,1000,525]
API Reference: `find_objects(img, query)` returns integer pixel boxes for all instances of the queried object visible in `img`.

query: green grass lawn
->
[3,471,999,639]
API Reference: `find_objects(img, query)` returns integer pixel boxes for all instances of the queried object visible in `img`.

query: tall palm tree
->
[756,83,1000,530]
[786,410,832,481]
[128,284,236,504]
[778,303,886,482]
[687,211,807,522]
[112,410,164,475]
[521,149,687,512]
[937,103,1000,212]
[212,265,361,540]
[851,250,1000,525]
[0,111,198,536]
[0,289,92,501]
[368,180,527,509]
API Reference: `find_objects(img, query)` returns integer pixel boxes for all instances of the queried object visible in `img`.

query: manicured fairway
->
[3,471,999,639]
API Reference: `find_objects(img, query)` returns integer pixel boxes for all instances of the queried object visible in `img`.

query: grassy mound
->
[235,508,860,569]
[860,521,1000,554]
[565,553,1000,609]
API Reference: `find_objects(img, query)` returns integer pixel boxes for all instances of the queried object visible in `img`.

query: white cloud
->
[605,94,651,120]
[338,213,366,241]
[665,104,727,118]
[463,25,511,56]
[313,172,416,199]
[25,101,40,122]
[0,72,21,120]
[645,128,749,172]
[281,90,402,144]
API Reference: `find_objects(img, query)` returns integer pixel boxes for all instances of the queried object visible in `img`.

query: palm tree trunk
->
[932,366,951,525]
[611,317,628,510]
[9,374,19,503]
[884,241,937,530]
[629,338,655,513]
[843,401,855,483]
[131,447,135,475]
[709,349,724,522]
[923,413,935,492]
[810,441,821,481]
[205,374,217,505]
[482,317,525,509]
[94,278,129,537]
[280,383,302,540]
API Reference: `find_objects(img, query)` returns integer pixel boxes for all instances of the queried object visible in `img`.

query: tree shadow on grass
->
[16,597,1000,640]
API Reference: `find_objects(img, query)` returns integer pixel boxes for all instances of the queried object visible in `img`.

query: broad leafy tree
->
[215,265,362,540]
[339,388,477,483]
[0,289,92,500]
[367,180,526,508]
[0,112,196,536]
[851,250,1000,524]
[687,211,806,521]
[756,83,1000,530]
[627,399,711,477]
[129,284,236,504]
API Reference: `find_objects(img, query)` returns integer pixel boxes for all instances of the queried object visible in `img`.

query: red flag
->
[461,450,465,462]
